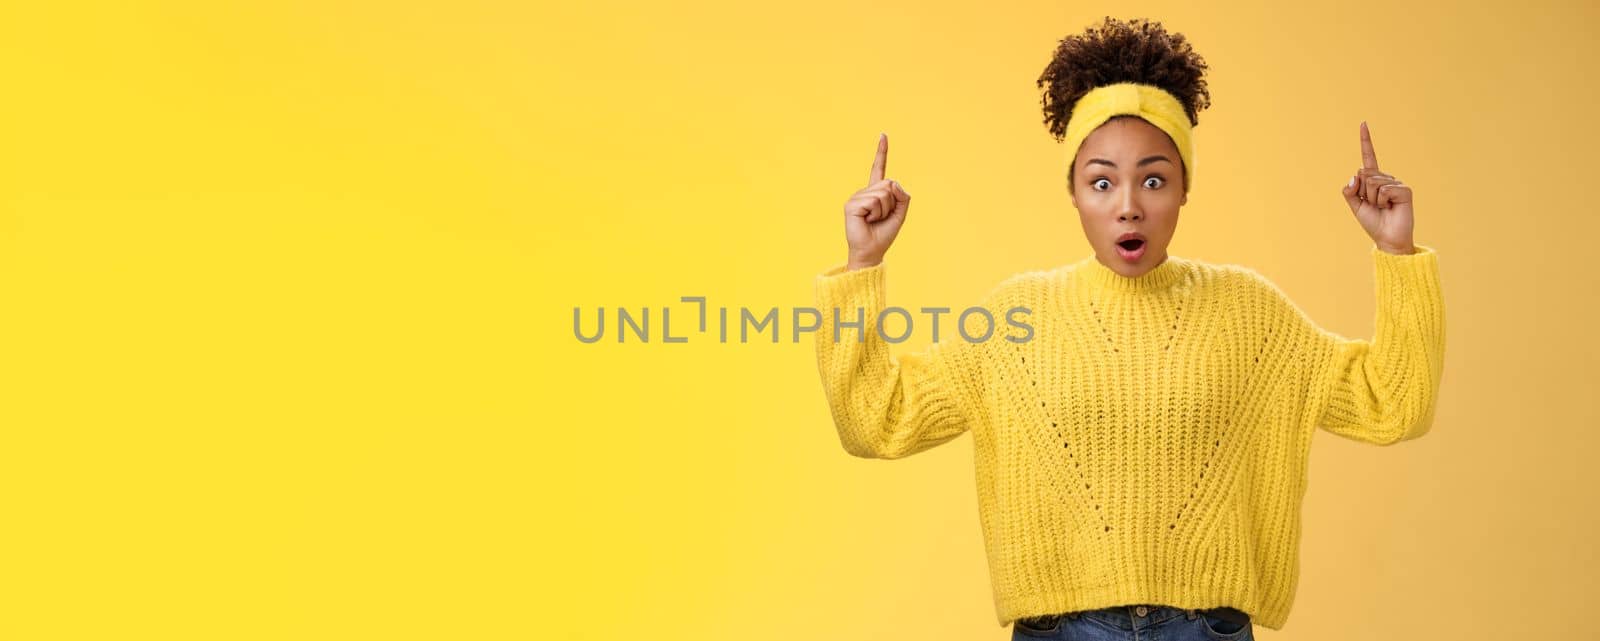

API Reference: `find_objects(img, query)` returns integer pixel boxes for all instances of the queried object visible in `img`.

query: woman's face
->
[1069,115,1187,277]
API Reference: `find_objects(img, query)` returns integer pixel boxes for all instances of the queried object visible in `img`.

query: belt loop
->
[1185,608,1197,620]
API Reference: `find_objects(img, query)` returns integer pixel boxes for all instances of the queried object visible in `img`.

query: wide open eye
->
[1092,178,1111,191]
[1144,176,1165,189]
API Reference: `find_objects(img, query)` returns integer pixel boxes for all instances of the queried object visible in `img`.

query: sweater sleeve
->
[812,261,978,459]
[1306,244,1447,446]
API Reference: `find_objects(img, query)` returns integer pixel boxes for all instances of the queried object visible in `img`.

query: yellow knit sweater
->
[811,245,1445,631]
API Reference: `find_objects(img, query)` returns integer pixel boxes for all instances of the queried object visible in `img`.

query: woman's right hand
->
[843,133,912,270]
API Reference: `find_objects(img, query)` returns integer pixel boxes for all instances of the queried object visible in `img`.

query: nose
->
[1117,189,1141,221]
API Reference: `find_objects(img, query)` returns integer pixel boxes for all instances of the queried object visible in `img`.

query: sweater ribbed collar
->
[1072,252,1189,294]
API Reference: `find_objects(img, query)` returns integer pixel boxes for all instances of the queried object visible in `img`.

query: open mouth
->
[1114,234,1147,262]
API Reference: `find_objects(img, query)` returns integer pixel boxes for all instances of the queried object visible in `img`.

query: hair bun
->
[1037,16,1212,142]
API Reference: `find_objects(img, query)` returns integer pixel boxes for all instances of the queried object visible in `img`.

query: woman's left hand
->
[1340,121,1416,254]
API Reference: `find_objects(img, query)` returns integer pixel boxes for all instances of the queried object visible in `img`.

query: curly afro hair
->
[1037,16,1212,182]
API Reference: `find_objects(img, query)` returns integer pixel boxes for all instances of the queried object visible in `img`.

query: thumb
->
[891,180,911,213]
[1341,173,1362,214]
[879,203,907,238]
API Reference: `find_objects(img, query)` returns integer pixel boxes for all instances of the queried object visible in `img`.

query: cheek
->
[1079,216,1116,242]
[1148,191,1184,216]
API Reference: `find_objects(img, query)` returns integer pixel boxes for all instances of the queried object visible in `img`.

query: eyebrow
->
[1084,155,1173,169]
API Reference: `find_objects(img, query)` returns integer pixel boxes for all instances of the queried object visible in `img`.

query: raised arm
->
[813,262,975,459]
[1304,122,1446,444]
[813,133,975,459]
[1308,244,1446,445]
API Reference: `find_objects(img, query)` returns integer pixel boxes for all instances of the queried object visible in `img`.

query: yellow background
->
[2,1,1594,639]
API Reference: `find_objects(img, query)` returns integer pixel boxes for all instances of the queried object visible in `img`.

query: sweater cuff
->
[1371,242,1437,259]
[815,261,888,314]
[1372,243,1441,311]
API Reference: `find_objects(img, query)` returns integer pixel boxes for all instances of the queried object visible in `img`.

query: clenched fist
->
[844,133,912,270]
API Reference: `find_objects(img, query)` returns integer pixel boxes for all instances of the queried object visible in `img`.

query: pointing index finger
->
[1360,121,1380,170]
[869,132,887,185]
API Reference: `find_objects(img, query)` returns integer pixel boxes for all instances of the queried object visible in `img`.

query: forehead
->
[1077,116,1178,159]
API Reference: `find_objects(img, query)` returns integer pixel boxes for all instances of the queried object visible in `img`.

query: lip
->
[1114,232,1147,263]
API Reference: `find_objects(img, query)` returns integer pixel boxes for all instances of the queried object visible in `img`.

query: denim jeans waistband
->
[1022,604,1250,631]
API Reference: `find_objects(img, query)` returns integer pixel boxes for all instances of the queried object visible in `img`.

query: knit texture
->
[811,245,1445,631]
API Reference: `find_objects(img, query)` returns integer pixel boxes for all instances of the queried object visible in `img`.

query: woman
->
[812,16,1445,640]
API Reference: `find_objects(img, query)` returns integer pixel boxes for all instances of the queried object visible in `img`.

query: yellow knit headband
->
[1063,82,1194,192]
